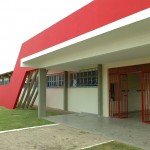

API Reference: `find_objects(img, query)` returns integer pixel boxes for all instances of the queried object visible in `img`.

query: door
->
[109,74,119,117]
[141,72,150,123]
[109,74,128,118]
[119,74,128,118]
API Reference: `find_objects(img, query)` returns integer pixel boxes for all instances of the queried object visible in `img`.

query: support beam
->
[18,72,33,108]
[98,64,103,116]
[64,71,68,111]
[38,69,46,118]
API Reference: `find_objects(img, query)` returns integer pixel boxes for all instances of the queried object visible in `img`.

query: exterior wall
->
[47,70,64,74]
[34,70,64,110]
[46,88,64,110]
[68,88,98,114]
[0,0,149,109]
[46,70,64,110]
[34,88,64,110]
[103,56,150,117]
[34,69,99,113]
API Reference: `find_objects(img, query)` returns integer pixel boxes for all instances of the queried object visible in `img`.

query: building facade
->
[0,0,150,123]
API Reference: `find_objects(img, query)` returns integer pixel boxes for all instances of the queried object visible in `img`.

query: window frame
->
[69,69,98,88]
[47,73,64,88]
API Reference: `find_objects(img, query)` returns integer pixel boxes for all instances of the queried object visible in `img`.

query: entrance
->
[109,63,150,123]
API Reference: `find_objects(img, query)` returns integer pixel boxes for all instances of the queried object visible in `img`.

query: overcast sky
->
[0,0,92,74]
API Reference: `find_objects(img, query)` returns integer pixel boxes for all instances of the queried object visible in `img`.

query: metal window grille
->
[47,73,64,88]
[70,69,98,87]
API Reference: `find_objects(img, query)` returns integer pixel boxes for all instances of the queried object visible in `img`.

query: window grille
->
[69,69,98,87]
[47,73,64,88]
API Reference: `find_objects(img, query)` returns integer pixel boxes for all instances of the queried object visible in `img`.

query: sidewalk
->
[46,113,150,150]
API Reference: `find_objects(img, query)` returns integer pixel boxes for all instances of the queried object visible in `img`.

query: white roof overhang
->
[21,8,150,71]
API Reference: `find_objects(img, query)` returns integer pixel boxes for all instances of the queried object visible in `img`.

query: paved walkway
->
[46,113,150,150]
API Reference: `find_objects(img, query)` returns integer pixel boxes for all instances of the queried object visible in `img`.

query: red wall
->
[0,0,149,109]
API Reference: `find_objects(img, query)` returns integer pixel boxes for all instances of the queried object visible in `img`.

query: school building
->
[0,0,150,123]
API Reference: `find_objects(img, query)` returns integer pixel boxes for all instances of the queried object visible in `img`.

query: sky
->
[0,0,92,74]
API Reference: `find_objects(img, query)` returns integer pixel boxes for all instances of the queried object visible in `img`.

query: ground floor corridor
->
[46,112,150,150]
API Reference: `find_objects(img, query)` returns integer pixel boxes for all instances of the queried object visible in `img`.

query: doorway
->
[128,73,141,119]
[109,63,150,123]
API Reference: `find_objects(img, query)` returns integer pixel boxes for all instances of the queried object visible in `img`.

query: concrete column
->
[64,71,68,111]
[38,69,46,118]
[98,64,103,116]
[102,65,109,117]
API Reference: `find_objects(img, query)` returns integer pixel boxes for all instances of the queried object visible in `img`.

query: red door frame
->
[109,68,150,123]
[141,71,150,124]
[109,73,129,119]
[119,74,128,118]
[109,74,119,117]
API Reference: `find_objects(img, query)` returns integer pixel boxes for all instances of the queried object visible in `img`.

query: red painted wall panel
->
[0,0,149,109]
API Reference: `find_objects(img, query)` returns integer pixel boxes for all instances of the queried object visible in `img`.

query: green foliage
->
[0,107,56,131]
[84,141,143,150]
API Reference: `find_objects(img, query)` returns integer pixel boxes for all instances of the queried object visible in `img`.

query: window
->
[69,69,98,87]
[47,73,64,88]
[0,78,9,85]
[4,78,9,85]
[0,79,3,85]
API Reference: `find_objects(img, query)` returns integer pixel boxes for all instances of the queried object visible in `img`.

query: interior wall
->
[68,88,98,114]
[128,73,141,112]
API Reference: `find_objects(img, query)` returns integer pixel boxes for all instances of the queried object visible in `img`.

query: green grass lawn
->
[0,107,59,131]
[84,141,143,150]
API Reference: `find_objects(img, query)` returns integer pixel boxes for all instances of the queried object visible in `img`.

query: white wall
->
[102,57,150,117]
[34,70,99,113]
[34,88,64,110]
[46,88,64,110]
[47,70,64,74]
[34,70,64,110]
[128,74,141,112]
[46,70,64,110]
[68,88,98,114]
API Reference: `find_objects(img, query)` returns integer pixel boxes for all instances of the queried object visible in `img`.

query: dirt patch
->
[0,124,109,150]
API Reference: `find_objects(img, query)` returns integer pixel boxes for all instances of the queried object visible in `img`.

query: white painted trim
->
[21,8,150,65]
[0,123,59,134]
[80,140,114,149]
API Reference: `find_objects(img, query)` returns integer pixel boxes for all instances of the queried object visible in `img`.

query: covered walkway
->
[46,112,150,150]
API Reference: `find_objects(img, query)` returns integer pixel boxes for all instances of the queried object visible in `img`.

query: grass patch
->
[84,141,143,150]
[0,107,59,131]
